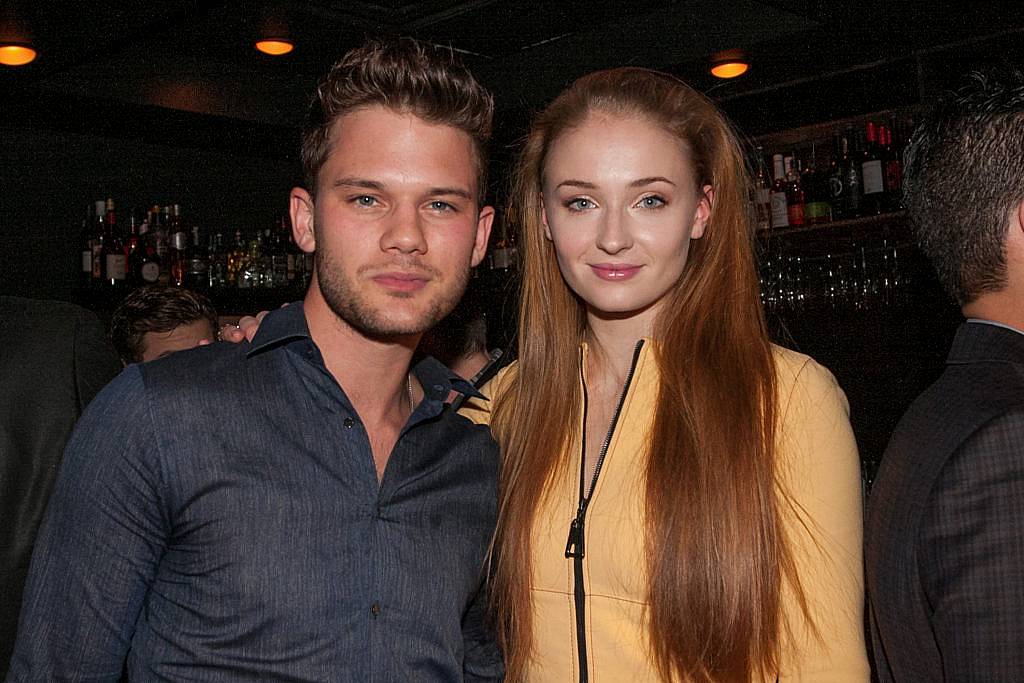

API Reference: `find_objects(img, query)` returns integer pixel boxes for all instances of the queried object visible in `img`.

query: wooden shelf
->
[757,211,908,238]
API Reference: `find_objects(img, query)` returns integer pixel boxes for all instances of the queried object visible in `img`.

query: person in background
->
[8,37,501,681]
[109,285,218,364]
[417,287,509,403]
[866,66,1024,682]
[0,296,121,672]
[461,67,869,680]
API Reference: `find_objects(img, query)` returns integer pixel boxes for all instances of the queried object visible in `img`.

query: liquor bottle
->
[90,199,106,286]
[125,210,144,286]
[185,226,209,290]
[104,198,127,287]
[803,150,832,225]
[138,221,162,285]
[827,134,847,221]
[842,129,863,218]
[79,202,100,288]
[227,229,247,287]
[769,153,789,229]
[489,220,517,273]
[207,231,228,288]
[861,121,885,215]
[169,225,188,286]
[150,205,170,285]
[883,120,904,211]
[753,147,771,231]
[784,155,805,227]
[269,222,289,288]
[168,205,188,286]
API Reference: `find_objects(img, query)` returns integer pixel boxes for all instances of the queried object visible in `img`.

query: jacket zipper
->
[564,340,644,682]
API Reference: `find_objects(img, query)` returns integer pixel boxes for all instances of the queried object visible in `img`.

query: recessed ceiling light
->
[0,43,37,67]
[710,49,750,80]
[255,39,293,56]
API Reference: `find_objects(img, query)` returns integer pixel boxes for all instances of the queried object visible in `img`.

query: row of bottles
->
[753,115,910,230]
[79,200,313,293]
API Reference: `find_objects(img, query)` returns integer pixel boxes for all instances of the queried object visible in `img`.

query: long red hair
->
[490,68,811,681]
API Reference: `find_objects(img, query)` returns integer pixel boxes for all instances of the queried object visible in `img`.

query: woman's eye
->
[566,198,594,211]
[638,195,666,208]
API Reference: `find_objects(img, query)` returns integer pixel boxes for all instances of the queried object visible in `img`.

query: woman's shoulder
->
[771,343,847,415]
[457,361,519,426]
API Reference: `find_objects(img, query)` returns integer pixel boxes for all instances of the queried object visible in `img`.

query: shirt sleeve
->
[776,355,870,681]
[917,409,1024,681]
[7,366,169,681]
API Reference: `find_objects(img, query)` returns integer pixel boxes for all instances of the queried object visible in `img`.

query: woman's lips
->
[590,263,642,281]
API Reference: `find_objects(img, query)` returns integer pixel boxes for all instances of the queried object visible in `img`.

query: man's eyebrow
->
[329,178,472,201]
[331,177,386,191]
[428,187,473,201]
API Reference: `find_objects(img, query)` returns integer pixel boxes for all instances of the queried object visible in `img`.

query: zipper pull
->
[564,516,585,559]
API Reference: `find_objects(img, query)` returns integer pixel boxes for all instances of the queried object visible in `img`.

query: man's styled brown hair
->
[903,65,1024,305]
[110,286,218,364]
[300,37,494,203]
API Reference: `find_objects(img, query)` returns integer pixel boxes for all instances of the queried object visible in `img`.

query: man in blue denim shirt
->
[8,37,501,681]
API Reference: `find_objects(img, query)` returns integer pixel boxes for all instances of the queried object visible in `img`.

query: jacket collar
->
[948,320,1024,367]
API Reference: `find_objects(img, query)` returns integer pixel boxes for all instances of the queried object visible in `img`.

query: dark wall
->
[0,113,300,302]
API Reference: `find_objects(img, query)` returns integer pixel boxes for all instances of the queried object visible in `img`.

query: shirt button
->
[343,417,354,429]
[370,601,381,617]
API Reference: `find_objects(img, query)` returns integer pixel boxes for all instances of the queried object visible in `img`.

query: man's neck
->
[303,287,419,427]
[962,290,1024,333]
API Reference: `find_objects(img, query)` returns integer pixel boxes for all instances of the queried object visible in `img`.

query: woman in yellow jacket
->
[461,68,868,681]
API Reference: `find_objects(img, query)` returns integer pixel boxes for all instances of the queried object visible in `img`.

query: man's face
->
[139,319,216,362]
[290,105,493,339]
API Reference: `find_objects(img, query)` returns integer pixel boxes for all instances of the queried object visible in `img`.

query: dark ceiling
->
[3,1,1024,153]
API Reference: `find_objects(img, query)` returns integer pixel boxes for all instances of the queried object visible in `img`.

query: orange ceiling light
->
[255,38,293,56]
[0,43,36,66]
[710,49,750,80]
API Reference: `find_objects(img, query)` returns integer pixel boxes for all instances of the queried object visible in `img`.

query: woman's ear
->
[690,184,714,240]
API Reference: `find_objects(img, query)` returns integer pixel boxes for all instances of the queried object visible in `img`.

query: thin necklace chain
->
[406,372,415,416]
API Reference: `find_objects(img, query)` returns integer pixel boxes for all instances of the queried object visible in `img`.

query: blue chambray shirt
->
[8,302,503,681]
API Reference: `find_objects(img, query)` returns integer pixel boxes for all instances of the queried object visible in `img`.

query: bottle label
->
[106,254,127,281]
[862,160,884,195]
[92,246,103,278]
[491,248,511,270]
[141,262,160,282]
[805,202,832,223]
[769,191,789,228]
[82,250,92,274]
[787,203,805,226]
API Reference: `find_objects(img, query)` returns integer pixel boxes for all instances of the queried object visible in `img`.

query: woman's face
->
[541,112,711,327]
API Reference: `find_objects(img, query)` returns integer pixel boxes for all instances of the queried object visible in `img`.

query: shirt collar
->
[246,302,482,401]
[247,301,310,356]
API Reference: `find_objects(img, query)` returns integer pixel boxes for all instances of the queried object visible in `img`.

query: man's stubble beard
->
[315,247,470,340]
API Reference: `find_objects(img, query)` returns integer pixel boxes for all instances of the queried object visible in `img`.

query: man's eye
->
[566,198,594,211]
[429,200,455,212]
[354,195,378,207]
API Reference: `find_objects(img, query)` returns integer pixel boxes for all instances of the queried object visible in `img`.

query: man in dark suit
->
[866,66,1024,681]
[0,296,121,670]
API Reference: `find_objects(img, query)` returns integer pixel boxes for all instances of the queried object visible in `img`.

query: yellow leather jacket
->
[461,342,869,682]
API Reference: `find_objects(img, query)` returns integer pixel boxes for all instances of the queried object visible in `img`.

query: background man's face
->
[140,319,216,362]
[292,105,493,338]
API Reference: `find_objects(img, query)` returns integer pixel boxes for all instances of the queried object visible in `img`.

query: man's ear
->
[470,205,496,267]
[290,188,316,253]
